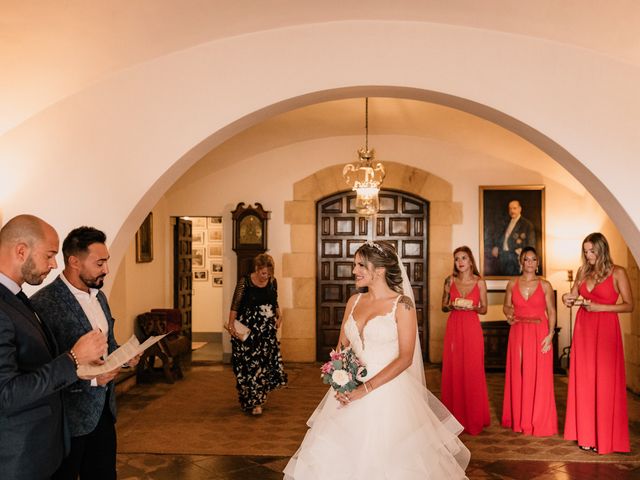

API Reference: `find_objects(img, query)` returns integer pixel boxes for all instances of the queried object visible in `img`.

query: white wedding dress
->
[284,294,470,479]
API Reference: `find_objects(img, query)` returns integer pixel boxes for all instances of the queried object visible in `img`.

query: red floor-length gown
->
[441,281,490,435]
[564,272,629,454]
[502,280,558,436]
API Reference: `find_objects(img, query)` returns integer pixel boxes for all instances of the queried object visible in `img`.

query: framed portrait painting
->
[135,213,153,263]
[480,186,545,279]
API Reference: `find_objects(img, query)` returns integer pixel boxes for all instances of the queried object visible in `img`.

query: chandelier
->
[342,98,386,216]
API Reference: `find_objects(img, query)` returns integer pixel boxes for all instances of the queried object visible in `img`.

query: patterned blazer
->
[0,282,77,480]
[31,276,119,437]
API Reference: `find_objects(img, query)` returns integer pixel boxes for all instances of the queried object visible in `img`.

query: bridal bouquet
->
[320,347,367,393]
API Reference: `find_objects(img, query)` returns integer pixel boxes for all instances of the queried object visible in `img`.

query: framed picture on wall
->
[480,185,545,279]
[212,275,223,287]
[193,270,208,281]
[192,230,205,245]
[211,262,223,273]
[192,247,206,268]
[192,217,207,229]
[208,243,222,258]
[208,216,222,227]
[135,212,153,263]
[208,227,223,242]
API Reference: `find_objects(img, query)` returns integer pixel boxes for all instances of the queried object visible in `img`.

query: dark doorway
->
[315,190,429,361]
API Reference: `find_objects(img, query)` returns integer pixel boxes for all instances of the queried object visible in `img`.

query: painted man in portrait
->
[491,199,536,276]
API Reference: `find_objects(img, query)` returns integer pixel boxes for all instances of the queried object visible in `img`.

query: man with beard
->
[32,226,133,480]
[0,215,107,480]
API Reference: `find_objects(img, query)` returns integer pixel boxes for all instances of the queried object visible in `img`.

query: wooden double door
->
[316,190,429,361]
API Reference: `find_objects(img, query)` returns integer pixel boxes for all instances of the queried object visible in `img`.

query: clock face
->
[239,215,263,244]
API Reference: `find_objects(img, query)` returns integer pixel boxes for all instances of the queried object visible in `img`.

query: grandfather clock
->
[231,202,270,281]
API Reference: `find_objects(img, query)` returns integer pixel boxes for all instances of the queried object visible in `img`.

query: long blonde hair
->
[580,232,614,283]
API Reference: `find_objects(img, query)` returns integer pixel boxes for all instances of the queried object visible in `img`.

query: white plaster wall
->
[108,198,173,343]
[0,19,639,285]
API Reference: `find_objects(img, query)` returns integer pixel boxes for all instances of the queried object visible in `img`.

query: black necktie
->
[16,290,35,312]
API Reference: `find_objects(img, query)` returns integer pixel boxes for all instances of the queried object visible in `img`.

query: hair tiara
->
[363,240,385,255]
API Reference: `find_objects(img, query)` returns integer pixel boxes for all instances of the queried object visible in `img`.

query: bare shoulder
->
[398,295,415,311]
[613,265,629,281]
[345,293,360,308]
[613,264,627,275]
[476,278,487,289]
[541,278,553,292]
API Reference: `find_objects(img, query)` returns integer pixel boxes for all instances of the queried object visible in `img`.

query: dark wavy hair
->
[62,226,106,263]
[452,246,480,277]
[354,240,403,294]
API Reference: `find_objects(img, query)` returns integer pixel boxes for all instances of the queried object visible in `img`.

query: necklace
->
[521,277,536,299]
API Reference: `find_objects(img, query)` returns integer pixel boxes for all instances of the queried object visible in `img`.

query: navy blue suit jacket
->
[31,276,119,438]
[0,283,77,480]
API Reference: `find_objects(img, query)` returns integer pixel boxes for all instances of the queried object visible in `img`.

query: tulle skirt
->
[283,369,469,479]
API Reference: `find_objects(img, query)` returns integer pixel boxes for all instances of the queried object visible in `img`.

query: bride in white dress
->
[284,241,470,479]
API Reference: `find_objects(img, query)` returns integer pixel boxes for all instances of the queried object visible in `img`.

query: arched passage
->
[0,20,638,288]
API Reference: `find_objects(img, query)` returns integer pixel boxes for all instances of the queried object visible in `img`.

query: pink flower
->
[330,350,342,361]
[320,362,333,374]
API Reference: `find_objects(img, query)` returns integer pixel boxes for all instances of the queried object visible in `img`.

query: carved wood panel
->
[173,217,193,340]
[316,190,429,361]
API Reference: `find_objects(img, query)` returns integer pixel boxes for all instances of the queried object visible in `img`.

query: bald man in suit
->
[0,215,106,480]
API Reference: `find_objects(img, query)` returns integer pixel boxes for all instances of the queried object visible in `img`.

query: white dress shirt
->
[0,272,21,295]
[502,215,521,251]
[61,273,109,386]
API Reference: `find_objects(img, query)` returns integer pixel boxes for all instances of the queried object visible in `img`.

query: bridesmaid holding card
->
[441,246,490,435]
[502,246,558,436]
[562,233,633,454]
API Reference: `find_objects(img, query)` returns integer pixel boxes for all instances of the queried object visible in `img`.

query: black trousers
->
[52,394,116,480]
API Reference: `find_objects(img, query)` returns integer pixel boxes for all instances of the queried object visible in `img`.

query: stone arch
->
[281,161,460,362]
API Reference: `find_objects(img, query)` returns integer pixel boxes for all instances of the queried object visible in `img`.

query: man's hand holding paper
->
[77,334,167,378]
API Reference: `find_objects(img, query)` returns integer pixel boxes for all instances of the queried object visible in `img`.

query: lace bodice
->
[344,294,401,377]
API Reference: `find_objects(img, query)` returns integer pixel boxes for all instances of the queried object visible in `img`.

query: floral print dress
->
[230,275,288,411]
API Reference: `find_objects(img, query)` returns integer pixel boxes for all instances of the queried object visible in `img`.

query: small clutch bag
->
[228,320,251,342]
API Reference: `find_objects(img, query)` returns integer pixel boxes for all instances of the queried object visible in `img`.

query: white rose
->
[331,369,350,387]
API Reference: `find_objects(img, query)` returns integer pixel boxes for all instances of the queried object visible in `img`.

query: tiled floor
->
[117,453,640,479]
[116,343,640,479]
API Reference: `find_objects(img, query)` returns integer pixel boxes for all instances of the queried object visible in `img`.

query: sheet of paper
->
[77,333,168,378]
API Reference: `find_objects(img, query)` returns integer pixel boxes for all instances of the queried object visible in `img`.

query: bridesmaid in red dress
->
[502,246,558,436]
[441,246,490,435]
[563,232,633,454]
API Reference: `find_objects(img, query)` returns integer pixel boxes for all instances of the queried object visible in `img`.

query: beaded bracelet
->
[68,349,79,369]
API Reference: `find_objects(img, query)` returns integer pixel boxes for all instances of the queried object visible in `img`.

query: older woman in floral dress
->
[227,254,287,415]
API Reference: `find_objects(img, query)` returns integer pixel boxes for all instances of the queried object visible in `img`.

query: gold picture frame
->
[480,185,545,279]
[135,213,153,263]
